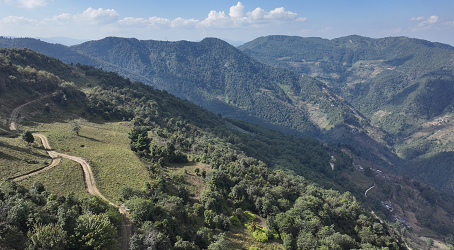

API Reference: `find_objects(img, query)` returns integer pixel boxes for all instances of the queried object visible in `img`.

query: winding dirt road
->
[9,96,131,249]
[36,134,115,206]
[9,95,49,131]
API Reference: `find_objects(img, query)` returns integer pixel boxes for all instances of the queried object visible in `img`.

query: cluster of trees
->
[0,180,121,249]
[0,48,63,96]
[121,120,406,249]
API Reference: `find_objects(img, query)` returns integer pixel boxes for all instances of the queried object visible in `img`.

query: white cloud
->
[0,2,307,41]
[410,16,424,21]
[247,8,265,20]
[170,17,199,28]
[198,10,229,27]
[197,3,306,28]
[409,15,450,32]
[229,2,244,18]
[43,8,119,26]
[78,7,119,25]
[4,0,47,8]
[264,7,298,20]
[418,15,438,27]
[1,16,37,25]
[117,16,198,29]
[48,13,72,23]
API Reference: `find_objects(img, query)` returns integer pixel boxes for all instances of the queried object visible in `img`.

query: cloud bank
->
[3,0,47,8]
[0,2,305,33]
[115,2,306,30]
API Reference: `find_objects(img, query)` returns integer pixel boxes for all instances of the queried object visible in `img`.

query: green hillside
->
[0,36,401,175]
[0,36,375,136]
[3,46,444,250]
[239,35,454,192]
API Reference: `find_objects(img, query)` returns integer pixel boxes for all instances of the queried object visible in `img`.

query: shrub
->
[229,215,241,227]
[253,230,268,243]
[244,211,256,221]
[213,214,231,230]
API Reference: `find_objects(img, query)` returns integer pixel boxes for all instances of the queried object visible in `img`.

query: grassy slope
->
[15,105,288,249]
[0,135,50,178]
[16,157,88,198]
[20,118,151,204]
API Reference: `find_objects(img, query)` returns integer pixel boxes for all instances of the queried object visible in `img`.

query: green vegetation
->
[0,179,120,249]
[1,45,453,249]
[21,130,34,144]
[16,158,89,198]
[239,35,454,193]
[0,135,50,178]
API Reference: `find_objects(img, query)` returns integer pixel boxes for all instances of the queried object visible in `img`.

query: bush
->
[244,211,256,221]
[229,215,241,227]
[253,229,268,243]
[213,214,231,230]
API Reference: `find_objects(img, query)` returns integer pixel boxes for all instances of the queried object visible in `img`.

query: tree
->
[28,223,67,250]
[208,233,230,250]
[21,130,34,144]
[275,213,297,236]
[174,236,199,250]
[74,213,118,250]
[70,120,81,136]
[426,238,434,249]
[125,197,158,223]
[129,127,151,154]
[283,234,296,250]
[43,104,50,113]
[446,234,454,245]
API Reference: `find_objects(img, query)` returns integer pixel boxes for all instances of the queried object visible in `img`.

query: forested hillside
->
[0,36,375,137]
[239,35,454,192]
[0,46,415,249]
[0,36,402,177]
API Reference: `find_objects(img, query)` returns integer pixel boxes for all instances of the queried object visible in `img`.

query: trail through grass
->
[23,121,150,203]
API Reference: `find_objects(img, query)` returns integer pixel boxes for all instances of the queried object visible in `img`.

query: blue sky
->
[0,0,453,45]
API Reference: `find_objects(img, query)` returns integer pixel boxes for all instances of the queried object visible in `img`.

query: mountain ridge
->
[238,34,454,192]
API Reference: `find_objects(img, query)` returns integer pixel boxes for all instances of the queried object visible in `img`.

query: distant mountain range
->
[2,35,454,193]
[36,36,87,46]
[239,35,454,191]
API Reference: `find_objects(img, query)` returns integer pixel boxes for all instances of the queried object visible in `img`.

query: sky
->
[0,0,453,46]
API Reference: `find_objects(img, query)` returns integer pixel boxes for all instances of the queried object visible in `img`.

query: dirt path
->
[365,183,375,197]
[11,157,61,181]
[9,95,49,131]
[9,98,132,250]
